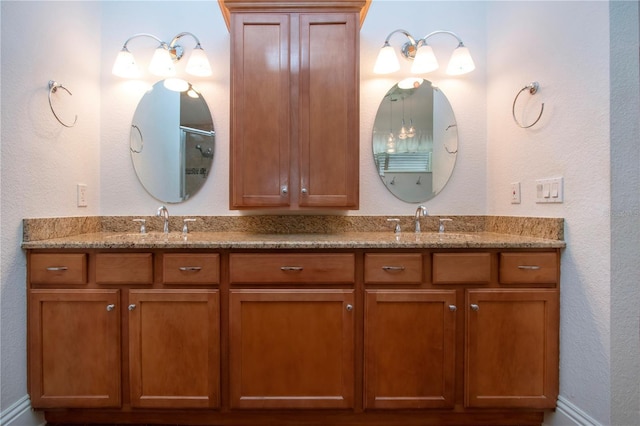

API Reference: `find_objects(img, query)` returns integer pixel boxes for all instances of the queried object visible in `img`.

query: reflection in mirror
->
[130,80,215,203]
[372,78,457,203]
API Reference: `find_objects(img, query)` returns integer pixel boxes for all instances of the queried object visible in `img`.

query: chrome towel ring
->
[512,81,544,129]
[48,80,77,128]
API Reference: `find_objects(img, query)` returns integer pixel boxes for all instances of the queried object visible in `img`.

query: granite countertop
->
[21,230,565,250]
[21,215,566,250]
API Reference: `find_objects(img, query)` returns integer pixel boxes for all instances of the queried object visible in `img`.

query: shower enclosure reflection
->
[130,80,215,203]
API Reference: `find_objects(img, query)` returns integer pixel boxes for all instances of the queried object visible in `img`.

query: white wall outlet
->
[77,184,88,207]
[510,182,521,204]
[535,177,563,203]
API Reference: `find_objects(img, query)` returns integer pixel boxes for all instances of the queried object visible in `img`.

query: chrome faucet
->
[156,205,170,234]
[414,205,428,233]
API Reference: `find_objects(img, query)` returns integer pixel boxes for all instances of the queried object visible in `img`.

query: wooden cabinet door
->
[364,290,457,409]
[28,289,121,408]
[298,13,359,208]
[230,13,291,208]
[465,289,559,408]
[128,290,220,408]
[229,289,355,409]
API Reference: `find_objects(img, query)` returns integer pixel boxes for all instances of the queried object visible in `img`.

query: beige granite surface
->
[22,215,565,249]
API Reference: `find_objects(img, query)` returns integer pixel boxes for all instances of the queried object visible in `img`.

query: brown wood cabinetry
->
[27,251,220,411]
[465,289,559,408]
[229,289,355,409]
[28,289,121,408]
[364,290,456,409]
[229,2,360,209]
[28,247,559,425]
[128,289,220,408]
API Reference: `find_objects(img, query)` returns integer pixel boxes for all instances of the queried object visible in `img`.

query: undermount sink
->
[105,232,187,241]
[419,232,480,239]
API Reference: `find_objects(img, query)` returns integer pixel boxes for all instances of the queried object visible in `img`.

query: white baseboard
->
[544,396,603,426]
[0,395,44,426]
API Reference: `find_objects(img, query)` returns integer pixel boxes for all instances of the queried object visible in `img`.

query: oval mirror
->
[130,80,215,203]
[372,78,458,203]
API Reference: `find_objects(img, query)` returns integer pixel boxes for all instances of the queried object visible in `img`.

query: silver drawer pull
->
[382,266,405,271]
[517,265,541,270]
[281,266,304,271]
[179,266,202,271]
[46,266,68,271]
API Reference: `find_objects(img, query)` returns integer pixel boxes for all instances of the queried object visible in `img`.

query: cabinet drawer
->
[30,253,87,285]
[364,254,423,284]
[96,253,153,285]
[499,252,558,285]
[432,253,491,284]
[229,253,354,284]
[162,254,220,285]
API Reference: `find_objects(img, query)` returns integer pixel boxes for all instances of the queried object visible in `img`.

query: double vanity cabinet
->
[25,232,561,425]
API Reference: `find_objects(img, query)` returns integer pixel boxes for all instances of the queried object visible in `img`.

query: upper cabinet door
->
[230,13,291,208]
[229,8,360,210]
[298,13,359,208]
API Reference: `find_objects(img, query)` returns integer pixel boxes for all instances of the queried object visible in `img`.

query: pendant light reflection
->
[386,99,396,153]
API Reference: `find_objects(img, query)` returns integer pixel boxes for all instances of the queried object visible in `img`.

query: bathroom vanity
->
[23,217,564,426]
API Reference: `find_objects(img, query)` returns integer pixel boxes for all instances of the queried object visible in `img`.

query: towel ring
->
[512,81,544,129]
[48,80,77,128]
[130,125,143,153]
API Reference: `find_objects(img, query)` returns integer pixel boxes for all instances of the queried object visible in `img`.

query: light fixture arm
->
[120,33,167,50]
[168,32,204,61]
[405,30,466,60]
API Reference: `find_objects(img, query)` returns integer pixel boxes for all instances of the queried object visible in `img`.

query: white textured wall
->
[486,1,638,425]
[98,1,488,218]
[609,1,640,424]
[0,1,101,422]
[1,1,637,425]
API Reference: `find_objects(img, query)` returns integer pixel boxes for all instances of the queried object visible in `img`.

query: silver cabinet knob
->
[106,304,115,312]
[128,304,136,311]
[449,305,457,312]
[301,188,308,194]
[470,304,479,311]
[346,304,353,312]
[281,185,288,195]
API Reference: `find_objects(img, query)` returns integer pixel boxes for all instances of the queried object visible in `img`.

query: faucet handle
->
[387,218,401,234]
[183,218,196,235]
[438,218,453,233]
[133,219,146,234]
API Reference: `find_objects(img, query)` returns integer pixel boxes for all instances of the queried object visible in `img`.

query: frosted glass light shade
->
[149,46,176,77]
[373,44,400,74]
[186,46,212,77]
[411,44,439,74]
[446,44,475,75]
[112,49,140,78]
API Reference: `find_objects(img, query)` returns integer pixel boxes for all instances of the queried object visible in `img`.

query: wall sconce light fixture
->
[373,29,475,76]
[112,32,212,79]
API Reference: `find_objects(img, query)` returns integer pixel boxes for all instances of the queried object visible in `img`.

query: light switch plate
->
[535,177,563,203]
[77,184,87,207]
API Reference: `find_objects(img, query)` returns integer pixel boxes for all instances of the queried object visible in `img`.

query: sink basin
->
[419,232,480,239]
[105,232,187,241]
